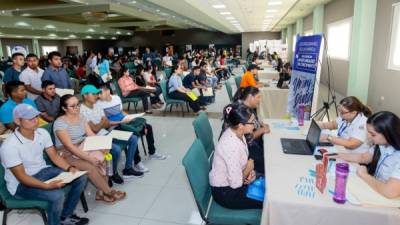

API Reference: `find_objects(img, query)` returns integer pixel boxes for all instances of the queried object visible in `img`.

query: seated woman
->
[118,67,152,114]
[332,111,400,199]
[232,87,270,174]
[54,94,126,204]
[319,96,372,153]
[136,65,163,109]
[209,103,263,209]
[168,64,202,113]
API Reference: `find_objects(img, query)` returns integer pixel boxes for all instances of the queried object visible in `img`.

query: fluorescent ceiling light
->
[100,36,105,39]
[87,28,95,32]
[130,1,136,3]
[15,21,29,26]
[111,37,116,40]
[230,20,238,23]
[156,9,160,12]
[16,35,24,38]
[48,33,57,37]
[85,35,92,39]
[107,13,120,17]
[266,9,278,13]
[265,15,274,18]
[45,24,56,29]
[212,4,226,9]
[21,13,31,16]
[268,1,282,5]
[127,32,132,35]
[220,12,231,15]
[116,31,121,34]
[225,16,235,20]
[69,34,77,38]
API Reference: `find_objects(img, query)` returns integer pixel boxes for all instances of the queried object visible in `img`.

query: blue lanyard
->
[375,153,391,179]
[337,122,348,137]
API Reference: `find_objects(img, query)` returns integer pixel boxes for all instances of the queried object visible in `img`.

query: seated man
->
[96,84,167,173]
[35,80,61,122]
[0,104,89,225]
[79,85,144,184]
[240,64,266,89]
[0,81,37,130]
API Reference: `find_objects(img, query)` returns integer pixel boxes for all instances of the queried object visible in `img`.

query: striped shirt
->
[53,116,86,147]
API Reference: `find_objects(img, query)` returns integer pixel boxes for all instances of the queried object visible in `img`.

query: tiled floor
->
[1,67,340,225]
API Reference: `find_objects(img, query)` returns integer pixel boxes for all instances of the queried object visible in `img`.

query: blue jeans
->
[110,135,138,172]
[15,167,87,225]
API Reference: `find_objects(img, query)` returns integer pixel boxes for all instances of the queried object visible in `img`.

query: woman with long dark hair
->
[319,96,372,153]
[209,103,263,209]
[332,111,400,198]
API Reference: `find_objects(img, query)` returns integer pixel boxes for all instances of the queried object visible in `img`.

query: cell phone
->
[318,142,334,147]
[314,155,323,160]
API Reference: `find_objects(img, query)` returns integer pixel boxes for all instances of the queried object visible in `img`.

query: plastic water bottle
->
[333,163,349,204]
[297,104,305,126]
[105,153,113,177]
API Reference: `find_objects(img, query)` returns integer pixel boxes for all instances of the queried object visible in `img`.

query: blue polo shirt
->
[3,67,22,83]
[0,98,37,124]
[41,65,72,89]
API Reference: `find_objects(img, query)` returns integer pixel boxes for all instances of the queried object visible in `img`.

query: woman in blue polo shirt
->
[332,111,400,198]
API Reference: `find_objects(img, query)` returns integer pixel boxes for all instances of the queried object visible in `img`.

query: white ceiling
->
[0,0,331,40]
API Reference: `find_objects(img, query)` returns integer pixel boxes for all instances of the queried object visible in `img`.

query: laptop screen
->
[306,119,321,152]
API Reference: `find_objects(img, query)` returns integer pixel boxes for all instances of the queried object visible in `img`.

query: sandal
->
[96,191,116,204]
[110,189,126,201]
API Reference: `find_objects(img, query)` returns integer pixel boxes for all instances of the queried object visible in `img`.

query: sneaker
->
[122,168,144,179]
[111,173,124,184]
[149,153,167,160]
[134,162,149,173]
[61,214,89,225]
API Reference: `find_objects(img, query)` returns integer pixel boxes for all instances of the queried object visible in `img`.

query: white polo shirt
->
[19,67,44,100]
[0,128,52,195]
[335,113,369,153]
[369,145,400,182]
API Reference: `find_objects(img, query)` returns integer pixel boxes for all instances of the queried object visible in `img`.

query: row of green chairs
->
[0,123,89,225]
[184,113,262,224]
[160,80,189,117]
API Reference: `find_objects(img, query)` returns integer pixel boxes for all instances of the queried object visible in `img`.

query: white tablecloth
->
[261,119,400,225]
[258,82,289,119]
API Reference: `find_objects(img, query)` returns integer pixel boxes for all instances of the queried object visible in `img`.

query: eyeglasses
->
[244,119,257,126]
[67,103,81,109]
[337,105,351,115]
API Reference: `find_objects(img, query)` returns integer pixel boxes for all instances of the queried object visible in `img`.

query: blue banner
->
[287,35,323,119]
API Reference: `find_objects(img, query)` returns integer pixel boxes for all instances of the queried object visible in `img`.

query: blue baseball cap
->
[13,104,40,120]
[81,84,101,95]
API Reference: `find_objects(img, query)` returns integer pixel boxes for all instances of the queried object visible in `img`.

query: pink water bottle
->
[333,163,349,204]
[297,104,305,126]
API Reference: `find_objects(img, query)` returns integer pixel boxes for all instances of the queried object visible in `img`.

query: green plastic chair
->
[160,80,188,117]
[192,112,214,159]
[234,75,242,89]
[225,81,233,103]
[242,65,247,74]
[112,79,141,112]
[182,139,262,225]
[163,67,172,79]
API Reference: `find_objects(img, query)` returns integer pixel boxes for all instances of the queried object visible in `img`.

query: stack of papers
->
[202,87,214,97]
[123,113,145,121]
[45,171,87,184]
[83,136,113,151]
[107,130,133,141]
[347,175,400,208]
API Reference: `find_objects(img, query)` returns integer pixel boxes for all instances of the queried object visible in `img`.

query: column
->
[286,24,294,63]
[0,39,3,59]
[281,28,287,44]
[32,38,40,56]
[296,18,304,35]
[347,0,378,102]
[312,4,324,34]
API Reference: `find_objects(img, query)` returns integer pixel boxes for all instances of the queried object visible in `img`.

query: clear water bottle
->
[105,153,113,177]
[333,163,349,204]
[297,104,305,126]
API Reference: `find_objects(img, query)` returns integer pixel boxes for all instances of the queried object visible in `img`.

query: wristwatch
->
[327,134,333,142]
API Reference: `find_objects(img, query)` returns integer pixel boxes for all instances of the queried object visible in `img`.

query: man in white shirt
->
[19,53,43,100]
[0,104,88,225]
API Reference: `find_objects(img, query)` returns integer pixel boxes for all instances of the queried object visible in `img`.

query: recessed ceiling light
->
[100,36,105,39]
[21,13,31,16]
[266,9,278,13]
[45,24,56,29]
[88,28,95,32]
[69,34,77,38]
[15,21,29,26]
[225,17,235,20]
[111,37,116,40]
[220,12,231,15]
[85,35,92,39]
[172,15,176,18]
[265,15,274,18]
[127,32,132,35]
[107,13,120,17]
[268,1,282,5]
[156,9,160,12]
[16,35,23,38]
[130,1,136,3]
[48,33,57,37]
[212,4,226,9]
[230,20,238,23]
[116,31,121,34]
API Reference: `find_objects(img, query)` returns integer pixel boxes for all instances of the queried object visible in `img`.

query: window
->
[41,46,58,56]
[327,17,352,60]
[304,30,313,36]
[388,3,400,70]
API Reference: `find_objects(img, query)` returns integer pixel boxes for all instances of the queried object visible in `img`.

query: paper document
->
[101,73,112,83]
[55,88,74,97]
[202,87,214,97]
[0,132,11,140]
[347,175,400,208]
[123,113,145,121]
[107,130,133,141]
[83,136,113,151]
[45,171,87,184]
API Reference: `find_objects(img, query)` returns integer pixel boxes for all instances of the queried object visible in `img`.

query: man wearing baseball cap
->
[0,104,89,225]
[240,64,267,88]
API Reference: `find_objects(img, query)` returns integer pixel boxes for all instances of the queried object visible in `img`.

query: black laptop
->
[280,119,321,155]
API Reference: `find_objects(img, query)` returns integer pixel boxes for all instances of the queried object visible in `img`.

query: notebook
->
[123,113,145,121]
[83,136,113,151]
[45,171,87,184]
[107,130,133,141]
